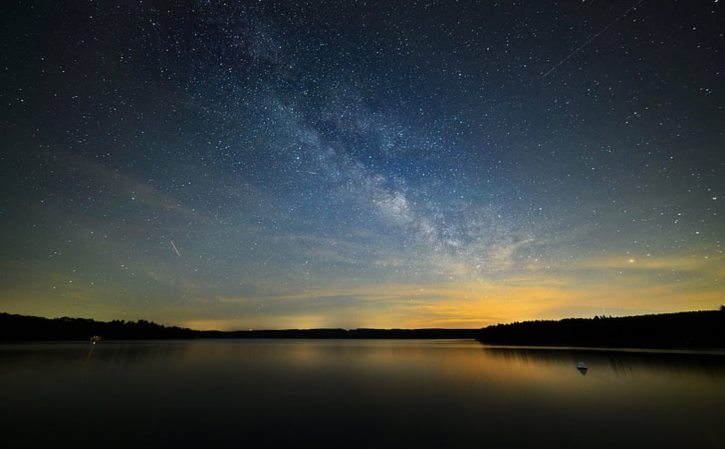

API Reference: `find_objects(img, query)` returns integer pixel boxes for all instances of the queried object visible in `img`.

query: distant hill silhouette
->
[203,328,479,339]
[477,308,725,349]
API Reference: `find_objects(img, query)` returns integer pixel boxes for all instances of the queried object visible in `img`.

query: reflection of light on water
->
[1,340,725,448]
[85,344,96,362]
[479,345,725,381]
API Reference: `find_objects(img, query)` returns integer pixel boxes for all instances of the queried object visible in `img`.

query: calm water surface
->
[1,339,724,448]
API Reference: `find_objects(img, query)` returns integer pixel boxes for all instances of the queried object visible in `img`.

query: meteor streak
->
[542,0,645,78]
[170,240,181,257]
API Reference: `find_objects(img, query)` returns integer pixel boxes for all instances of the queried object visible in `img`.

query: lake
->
[1,340,724,448]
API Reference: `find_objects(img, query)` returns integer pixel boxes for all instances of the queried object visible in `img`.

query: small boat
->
[576,361,588,375]
[89,335,102,344]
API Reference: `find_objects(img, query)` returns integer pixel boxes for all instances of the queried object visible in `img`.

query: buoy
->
[576,361,588,375]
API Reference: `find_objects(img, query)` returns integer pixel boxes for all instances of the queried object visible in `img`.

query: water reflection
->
[1,340,724,448]
[481,345,725,378]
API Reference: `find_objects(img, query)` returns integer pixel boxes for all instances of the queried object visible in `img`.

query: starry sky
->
[1,0,724,330]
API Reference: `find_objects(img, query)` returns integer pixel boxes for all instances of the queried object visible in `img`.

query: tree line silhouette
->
[0,313,197,341]
[2,308,724,348]
[0,313,477,341]
[476,307,725,349]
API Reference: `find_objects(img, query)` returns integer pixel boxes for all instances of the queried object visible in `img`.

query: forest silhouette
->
[476,307,725,349]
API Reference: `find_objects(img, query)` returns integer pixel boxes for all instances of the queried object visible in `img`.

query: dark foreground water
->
[1,340,724,449]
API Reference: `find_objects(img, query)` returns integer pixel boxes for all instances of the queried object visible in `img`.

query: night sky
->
[1,0,723,330]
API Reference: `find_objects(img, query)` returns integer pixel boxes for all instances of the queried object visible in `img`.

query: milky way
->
[1,1,723,329]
